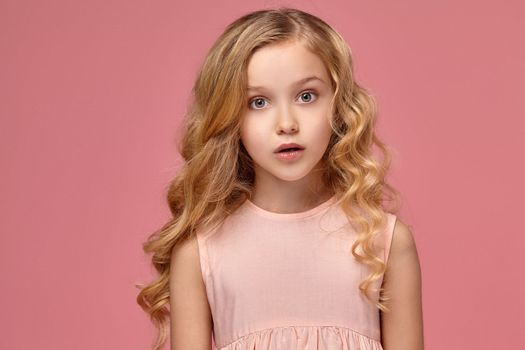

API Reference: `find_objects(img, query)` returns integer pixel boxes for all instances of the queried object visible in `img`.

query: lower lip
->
[275,149,304,161]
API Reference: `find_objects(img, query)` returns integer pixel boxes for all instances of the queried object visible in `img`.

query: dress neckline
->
[243,194,338,220]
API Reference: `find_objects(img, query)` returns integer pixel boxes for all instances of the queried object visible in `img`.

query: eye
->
[297,90,318,103]
[248,97,268,110]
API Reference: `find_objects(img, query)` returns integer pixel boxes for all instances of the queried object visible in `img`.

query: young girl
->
[137,7,424,350]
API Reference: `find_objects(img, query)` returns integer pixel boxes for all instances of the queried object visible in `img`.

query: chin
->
[276,175,307,182]
[271,168,313,182]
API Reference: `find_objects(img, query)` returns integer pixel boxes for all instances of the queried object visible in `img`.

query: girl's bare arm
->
[380,219,425,350]
[169,235,213,349]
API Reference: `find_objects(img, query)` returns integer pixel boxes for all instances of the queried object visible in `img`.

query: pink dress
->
[196,194,397,349]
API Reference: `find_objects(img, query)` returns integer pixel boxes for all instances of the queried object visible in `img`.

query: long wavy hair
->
[136,7,401,350]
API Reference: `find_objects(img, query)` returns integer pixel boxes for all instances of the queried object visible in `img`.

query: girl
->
[137,7,424,350]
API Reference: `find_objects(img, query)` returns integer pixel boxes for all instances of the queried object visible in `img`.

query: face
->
[240,40,334,185]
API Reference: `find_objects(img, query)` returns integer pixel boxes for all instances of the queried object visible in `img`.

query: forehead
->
[246,41,329,90]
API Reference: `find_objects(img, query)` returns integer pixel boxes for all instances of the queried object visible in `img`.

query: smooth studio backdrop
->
[1,1,523,349]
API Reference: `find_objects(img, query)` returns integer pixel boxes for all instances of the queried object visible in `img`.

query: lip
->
[275,148,304,161]
[274,142,305,153]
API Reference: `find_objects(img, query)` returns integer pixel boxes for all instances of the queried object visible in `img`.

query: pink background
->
[1,1,523,349]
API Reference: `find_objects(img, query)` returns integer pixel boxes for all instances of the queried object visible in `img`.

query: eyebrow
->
[246,76,326,91]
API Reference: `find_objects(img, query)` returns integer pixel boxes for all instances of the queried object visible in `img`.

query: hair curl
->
[136,7,401,350]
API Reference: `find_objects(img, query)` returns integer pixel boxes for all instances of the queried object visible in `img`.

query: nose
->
[276,104,298,134]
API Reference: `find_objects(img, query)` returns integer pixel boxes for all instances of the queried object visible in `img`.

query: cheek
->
[239,119,252,144]
[303,122,332,156]
[240,121,263,153]
[310,114,333,142]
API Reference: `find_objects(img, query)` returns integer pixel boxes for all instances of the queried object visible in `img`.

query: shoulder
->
[389,218,418,263]
[171,234,197,258]
[170,234,203,285]
[383,216,422,285]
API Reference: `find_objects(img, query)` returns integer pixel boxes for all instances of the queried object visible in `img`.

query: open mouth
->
[277,147,303,153]
[275,147,304,161]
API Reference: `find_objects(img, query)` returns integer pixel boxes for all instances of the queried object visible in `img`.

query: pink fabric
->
[196,195,397,349]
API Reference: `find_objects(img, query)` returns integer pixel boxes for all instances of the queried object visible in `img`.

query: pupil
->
[302,93,311,102]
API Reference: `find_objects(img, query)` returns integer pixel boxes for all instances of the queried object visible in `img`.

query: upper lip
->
[274,142,305,153]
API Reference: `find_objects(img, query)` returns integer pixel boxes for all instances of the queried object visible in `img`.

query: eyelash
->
[247,90,318,110]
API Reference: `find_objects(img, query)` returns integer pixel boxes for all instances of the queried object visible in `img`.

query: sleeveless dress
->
[195,194,397,349]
